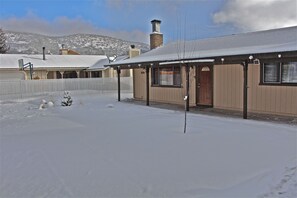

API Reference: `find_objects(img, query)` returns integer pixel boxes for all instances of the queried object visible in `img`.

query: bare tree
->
[0,28,10,54]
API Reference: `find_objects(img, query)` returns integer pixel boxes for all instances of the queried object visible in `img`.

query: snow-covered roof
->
[87,56,128,71]
[0,54,108,70]
[107,26,297,67]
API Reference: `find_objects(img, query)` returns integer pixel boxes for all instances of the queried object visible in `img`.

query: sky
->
[0,0,296,44]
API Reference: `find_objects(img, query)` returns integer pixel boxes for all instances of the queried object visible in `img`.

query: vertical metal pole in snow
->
[117,67,121,101]
[184,64,190,133]
[186,64,190,111]
[184,95,188,134]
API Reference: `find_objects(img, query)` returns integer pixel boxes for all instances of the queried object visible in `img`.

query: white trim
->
[159,59,214,65]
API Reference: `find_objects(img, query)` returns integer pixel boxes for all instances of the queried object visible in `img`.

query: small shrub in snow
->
[61,91,73,106]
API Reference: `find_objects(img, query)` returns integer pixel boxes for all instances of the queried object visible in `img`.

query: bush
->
[61,91,73,106]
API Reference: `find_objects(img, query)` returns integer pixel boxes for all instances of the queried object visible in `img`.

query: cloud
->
[0,13,148,43]
[213,0,297,31]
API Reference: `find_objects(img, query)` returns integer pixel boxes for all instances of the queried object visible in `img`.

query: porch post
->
[243,60,249,119]
[60,71,64,79]
[117,67,121,101]
[146,65,150,106]
[186,64,190,111]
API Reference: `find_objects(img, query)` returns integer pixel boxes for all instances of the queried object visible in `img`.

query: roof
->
[87,56,128,71]
[0,54,107,70]
[107,26,297,67]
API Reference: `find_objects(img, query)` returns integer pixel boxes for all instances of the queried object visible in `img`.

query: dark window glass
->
[152,66,181,86]
[173,67,181,85]
[152,67,159,85]
[263,63,280,83]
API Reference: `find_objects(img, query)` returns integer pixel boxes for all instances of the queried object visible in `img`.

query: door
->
[196,65,213,106]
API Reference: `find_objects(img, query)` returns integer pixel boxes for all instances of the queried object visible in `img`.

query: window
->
[91,71,102,78]
[282,62,297,83]
[263,63,280,83]
[152,65,181,86]
[262,62,297,85]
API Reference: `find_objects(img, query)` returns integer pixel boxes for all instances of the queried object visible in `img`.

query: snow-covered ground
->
[0,92,296,198]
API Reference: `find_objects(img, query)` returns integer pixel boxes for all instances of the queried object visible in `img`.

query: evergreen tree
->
[61,91,73,106]
[0,28,10,54]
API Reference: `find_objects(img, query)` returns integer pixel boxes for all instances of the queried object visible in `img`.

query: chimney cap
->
[151,19,161,24]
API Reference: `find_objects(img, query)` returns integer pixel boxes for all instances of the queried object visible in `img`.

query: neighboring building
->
[59,44,80,55]
[0,54,110,80]
[0,45,140,80]
[107,20,297,117]
[59,48,80,55]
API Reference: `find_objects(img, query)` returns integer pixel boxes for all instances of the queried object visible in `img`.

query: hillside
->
[5,31,150,55]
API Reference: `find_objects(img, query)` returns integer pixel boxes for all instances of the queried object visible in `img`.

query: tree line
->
[0,28,10,54]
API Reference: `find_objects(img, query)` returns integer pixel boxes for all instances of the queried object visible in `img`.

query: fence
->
[0,77,133,100]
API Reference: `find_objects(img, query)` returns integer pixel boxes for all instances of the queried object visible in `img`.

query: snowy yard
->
[0,92,296,198]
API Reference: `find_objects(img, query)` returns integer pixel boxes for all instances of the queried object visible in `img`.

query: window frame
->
[151,65,182,88]
[260,61,297,86]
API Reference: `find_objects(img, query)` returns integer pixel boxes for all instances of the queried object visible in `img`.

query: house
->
[0,54,108,79]
[0,46,139,80]
[107,20,297,117]
[86,55,130,78]
[59,45,80,55]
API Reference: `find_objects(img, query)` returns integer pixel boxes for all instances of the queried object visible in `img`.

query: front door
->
[196,65,213,106]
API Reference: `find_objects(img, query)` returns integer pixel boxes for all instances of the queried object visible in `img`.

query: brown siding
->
[248,64,297,116]
[133,66,196,106]
[213,64,243,111]
[133,68,146,100]
[133,63,296,116]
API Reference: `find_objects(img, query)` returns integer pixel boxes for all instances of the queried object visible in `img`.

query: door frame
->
[196,65,214,107]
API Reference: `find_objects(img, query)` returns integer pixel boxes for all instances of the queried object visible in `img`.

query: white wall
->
[0,77,133,100]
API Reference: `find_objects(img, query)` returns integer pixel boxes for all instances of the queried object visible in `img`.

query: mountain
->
[4,31,150,56]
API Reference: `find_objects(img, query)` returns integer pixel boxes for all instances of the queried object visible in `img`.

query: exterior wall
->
[248,64,297,116]
[47,71,55,79]
[107,68,132,78]
[213,64,297,116]
[213,64,243,111]
[25,70,48,80]
[133,68,146,100]
[133,66,196,106]
[133,63,296,116]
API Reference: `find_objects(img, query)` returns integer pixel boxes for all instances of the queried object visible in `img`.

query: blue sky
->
[1,0,296,43]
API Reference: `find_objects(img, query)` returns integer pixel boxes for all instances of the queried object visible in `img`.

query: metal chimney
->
[42,47,45,60]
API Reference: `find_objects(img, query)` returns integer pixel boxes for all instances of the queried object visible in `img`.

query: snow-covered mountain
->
[5,31,150,56]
